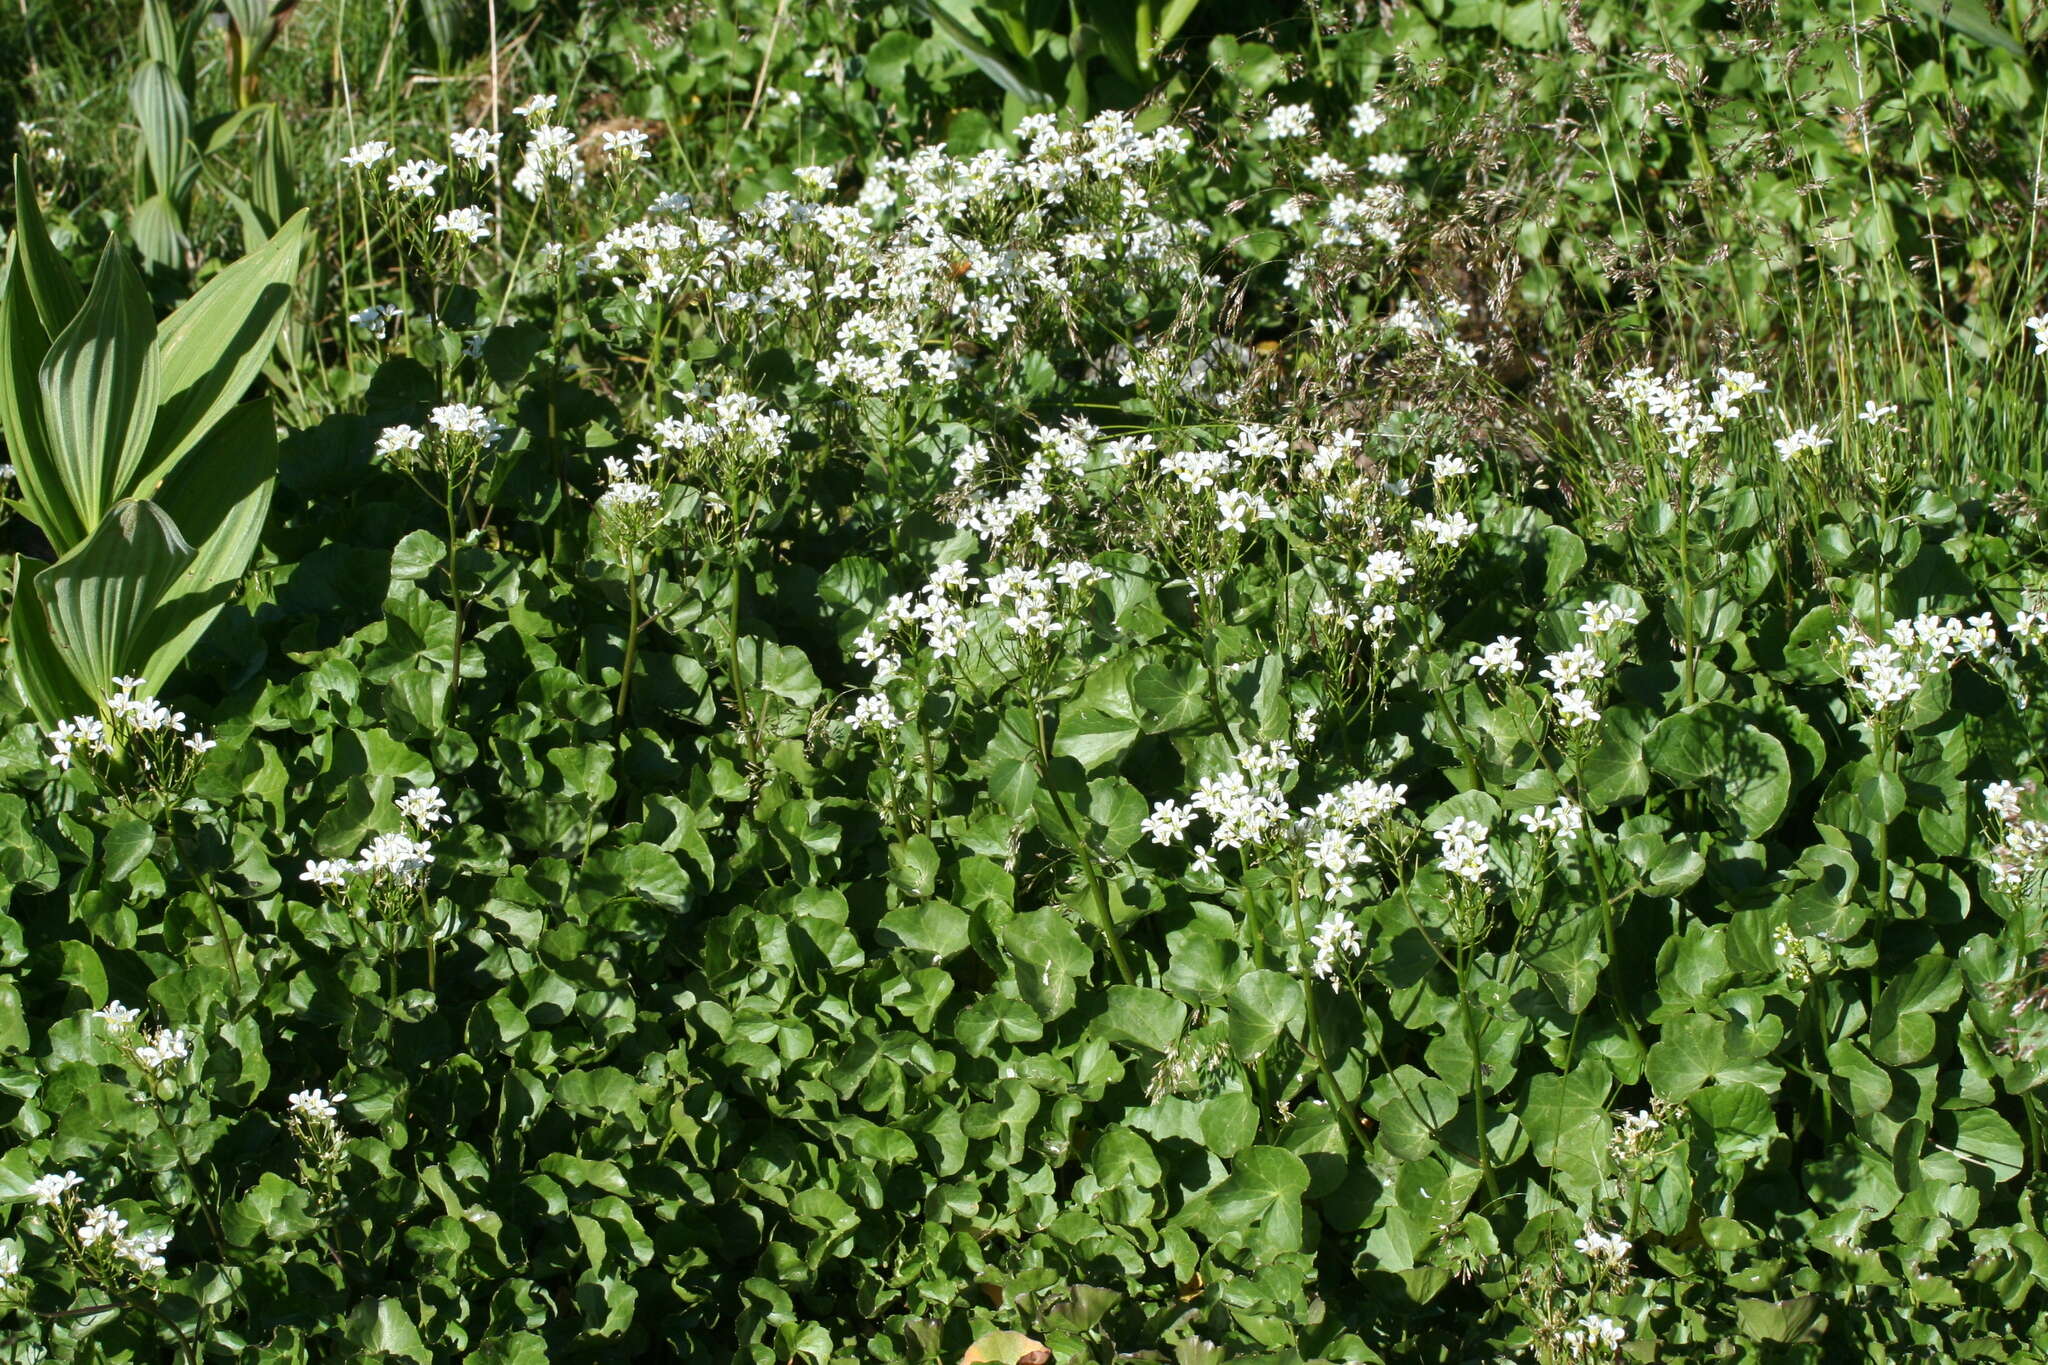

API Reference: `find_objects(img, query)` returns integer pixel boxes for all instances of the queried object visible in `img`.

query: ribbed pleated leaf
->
[9,154,84,336]
[144,207,307,483]
[6,557,97,726]
[130,193,189,275]
[130,60,193,201]
[36,499,193,699]
[38,243,161,527]
[0,245,85,550]
[136,398,277,685]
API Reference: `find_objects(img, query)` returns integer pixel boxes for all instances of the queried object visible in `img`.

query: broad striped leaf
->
[37,243,161,530]
[144,207,308,483]
[6,557,96,725]
[136,398,277,685]
[0,244,84,548]
[36,499,193,699]
[130,60,193,200]
[8,154,83,335]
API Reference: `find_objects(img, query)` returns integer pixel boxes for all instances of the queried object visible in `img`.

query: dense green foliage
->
[4,2,2048,1361]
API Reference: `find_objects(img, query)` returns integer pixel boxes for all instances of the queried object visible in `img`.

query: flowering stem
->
[1456,939,1502,1203]
[172,824,245,1003]
[1030,706,1134,985]
[617,549,642,722]
[726,560,760,768]
[1286,882,1372,1152]
[443,473,467,725]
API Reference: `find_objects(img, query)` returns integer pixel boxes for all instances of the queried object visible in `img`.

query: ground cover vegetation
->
[2,0,2048,1359]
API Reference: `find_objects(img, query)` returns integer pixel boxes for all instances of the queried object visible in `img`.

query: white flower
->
[1467,635,1521,675]
[396,785,450,827]
[133,1027,190,1073]
[601,128,652,163]
[119,1229,171,1273]
[431,205,494,244]
[1578,600,1641,636]
[1143,800,1196,846]
[429,403,501,442]
[349,303,405,338]
[512,94,559,119]
[78,1205,127,1248]
[1573,1228,1632,1262]
[1858,399,1898,425]
[449,126,502,168]
[1554,687,1602,727]
[1987,780,2029,824]
[1773,424,1833,461]
[1347,101,1386,138]
[1309,913,1362,981]
[375,424,426,458]
[848,693,898,729]
[1416,510,1476,545]
[301,859,352,889]
[1263,104,1316,139]
[0,1244,18,1289]
[1541,645,1605,687]
[1365,152,1409,176]
[287,1089,346,1122]
[2028,313,2048,356]
[793,164,838,191]
[385,158,447,197]
[29,1171,83,1207]
[1518,798,1585,841]
[1433,816,1491,883]
[339,140,393,169]
[92,1001,142,1033]
[355,832,434,885]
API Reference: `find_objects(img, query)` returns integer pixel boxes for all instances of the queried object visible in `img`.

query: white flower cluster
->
[1561,1313,1627,1357]
[1610,1107,1665,1163]
[1308,913,1363,983]
[431,205,494,245]
[449,126,501,168]
[1573,1227,1632,1262]
[652,388,793,464]
[1433,815,1492,884]
[855,554,1113,696]
[512,114,585,201]
[1772,424,1833,461]
[1468,634,1521,676]
[286,1087,350,1165]
[30,1171,172,1277]
[46,677,216,777]
[288,1088,347,1121]
[386,157,447,197]
[1986,779,2048,891]
[300,782,445,894]
[92,1000,191,1075]
[1145,748,1408,911]
[81,1206,172,1274]
[2027,312,2048,356]
[1607,364,1768,458]
[349,302,406,338]
[1837,612,1999,714]
[339,139,393,169]
[430,402,504,443]
[979,561,1110,638]
[1517,798,1585,842]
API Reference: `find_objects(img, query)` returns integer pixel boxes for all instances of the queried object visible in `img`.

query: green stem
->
[617,550,642,722]
[1030,706,1133,985]
[443,477,466,724]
